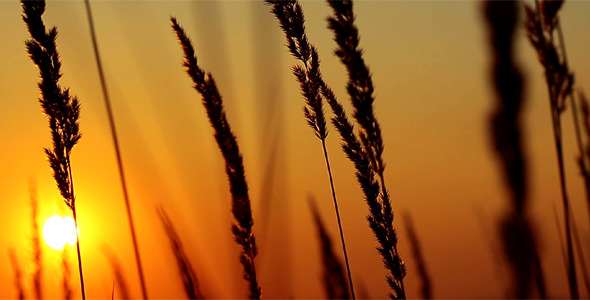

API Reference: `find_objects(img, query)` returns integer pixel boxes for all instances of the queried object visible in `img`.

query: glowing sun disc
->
[42,215,77,250]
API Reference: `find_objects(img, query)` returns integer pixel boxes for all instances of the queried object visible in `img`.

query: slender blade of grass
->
[524,1,578,297]
[82,1,148,298]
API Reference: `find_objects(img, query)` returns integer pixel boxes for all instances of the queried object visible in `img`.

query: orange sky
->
[1,0,590,299]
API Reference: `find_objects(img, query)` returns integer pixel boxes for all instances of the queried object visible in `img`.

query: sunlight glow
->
[42,215,77,250]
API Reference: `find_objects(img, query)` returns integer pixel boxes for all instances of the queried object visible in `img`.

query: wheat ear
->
[21,1,86,298]
[171,17,261,299]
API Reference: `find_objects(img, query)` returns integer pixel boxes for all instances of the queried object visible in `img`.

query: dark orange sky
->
[1,0,590,299]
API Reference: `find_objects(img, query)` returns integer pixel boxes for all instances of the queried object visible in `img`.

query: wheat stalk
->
[21,1,86,298]
[524,1,579,297]
[171,17,261,299]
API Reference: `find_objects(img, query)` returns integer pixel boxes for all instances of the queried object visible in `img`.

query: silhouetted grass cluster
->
[13,0,590,299]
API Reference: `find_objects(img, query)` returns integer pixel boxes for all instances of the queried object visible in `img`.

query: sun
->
[42,215,77,250]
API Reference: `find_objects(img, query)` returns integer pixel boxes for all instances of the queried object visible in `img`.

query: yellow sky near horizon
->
[1,0,590,299]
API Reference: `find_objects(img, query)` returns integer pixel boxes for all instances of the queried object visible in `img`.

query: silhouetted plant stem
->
[552,94,578,299]
[63,151,85,300]
[524,1,578,297]
[533,253,547,298]
[554,19,590,229]
[309,197,351,299]
[322,139,355,299]
[553,203,569,276]
[71,206,86,300]
[571,208,590,296]
[82,1,148,298]
[68,157,85,300]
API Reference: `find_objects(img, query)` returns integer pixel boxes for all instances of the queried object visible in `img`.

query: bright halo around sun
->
[42,215,77,250]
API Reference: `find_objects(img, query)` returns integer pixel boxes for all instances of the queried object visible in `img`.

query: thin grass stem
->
[551,87,579,299]
[82,1,148,298]
[322,139,355,299]
[524,1,579,296]
[555,19,590,229]
[71,205,86,300]
[309,197,351,299]
[570,206,590,296]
